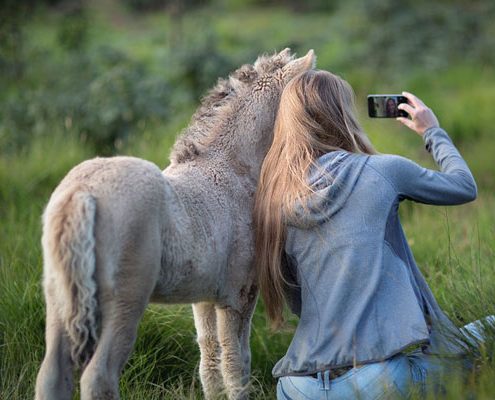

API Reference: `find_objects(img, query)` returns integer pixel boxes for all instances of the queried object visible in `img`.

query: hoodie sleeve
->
[370,127,477,205]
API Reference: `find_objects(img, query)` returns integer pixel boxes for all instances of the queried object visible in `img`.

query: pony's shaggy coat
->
[35,49,315,400]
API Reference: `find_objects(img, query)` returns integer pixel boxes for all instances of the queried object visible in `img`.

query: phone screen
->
[368,95,408,118]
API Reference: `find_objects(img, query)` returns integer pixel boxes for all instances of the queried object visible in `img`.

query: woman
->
[254,70,490,399]
[385,97,399,117]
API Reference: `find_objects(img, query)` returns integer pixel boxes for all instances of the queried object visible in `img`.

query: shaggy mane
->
[170,50,295,164]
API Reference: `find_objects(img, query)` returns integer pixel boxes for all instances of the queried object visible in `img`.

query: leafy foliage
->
[122,0,210,13]
[344,0,495,72]
[169,29,239,99]
[56,2,89,51]
[1,48,171,154]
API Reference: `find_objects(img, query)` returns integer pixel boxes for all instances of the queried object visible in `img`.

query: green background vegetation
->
[1,0,494,398]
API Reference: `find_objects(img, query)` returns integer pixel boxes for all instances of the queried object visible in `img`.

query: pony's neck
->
[208,101,273,182]
[170,98,273,183]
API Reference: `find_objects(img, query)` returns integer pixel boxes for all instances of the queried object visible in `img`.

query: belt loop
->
[317,371,324,391]
[323,370,331,390]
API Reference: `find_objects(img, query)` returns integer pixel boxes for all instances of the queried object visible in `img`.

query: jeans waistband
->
[309,366,353,380]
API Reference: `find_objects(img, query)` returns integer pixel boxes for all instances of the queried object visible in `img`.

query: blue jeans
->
[277,316,494,400]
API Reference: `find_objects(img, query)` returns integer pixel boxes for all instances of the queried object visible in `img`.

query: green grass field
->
[1,2,494,399]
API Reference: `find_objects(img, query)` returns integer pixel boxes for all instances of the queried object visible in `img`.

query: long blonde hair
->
[254,70,376,328]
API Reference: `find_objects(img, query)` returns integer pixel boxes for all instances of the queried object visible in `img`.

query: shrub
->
[167,28,238,100]
[0,48,171,154]
[122,0,210,13]
[56,2,89,52]
[342,0,495,73]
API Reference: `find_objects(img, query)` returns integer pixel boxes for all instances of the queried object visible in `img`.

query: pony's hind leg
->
[35,285,74,400]
[80,245,160,400]
[79,285,151,400]
[193,302,224,399]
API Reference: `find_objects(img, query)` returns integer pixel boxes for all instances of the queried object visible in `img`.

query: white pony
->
[35,48,315,400]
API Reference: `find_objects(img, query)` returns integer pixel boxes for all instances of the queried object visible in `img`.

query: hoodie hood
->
[288,150,369,228]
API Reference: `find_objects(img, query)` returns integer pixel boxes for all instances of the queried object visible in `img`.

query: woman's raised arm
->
[369,91,477,205]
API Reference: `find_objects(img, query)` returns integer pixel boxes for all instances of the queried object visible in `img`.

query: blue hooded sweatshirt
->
[273,127,477,378]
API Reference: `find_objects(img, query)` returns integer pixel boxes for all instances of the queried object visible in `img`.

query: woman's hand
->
[396,91,439,136]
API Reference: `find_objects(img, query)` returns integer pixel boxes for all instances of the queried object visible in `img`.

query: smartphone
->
[367,94,408,118]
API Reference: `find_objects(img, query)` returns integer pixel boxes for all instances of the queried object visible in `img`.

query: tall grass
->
[1,127,494,399]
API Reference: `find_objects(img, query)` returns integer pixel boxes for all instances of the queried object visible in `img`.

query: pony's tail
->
[42,189,99,369]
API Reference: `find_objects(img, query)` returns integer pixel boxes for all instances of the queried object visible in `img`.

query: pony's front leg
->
[35,286,74,400]
[193,302,224,399]
[216,306,250,400]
